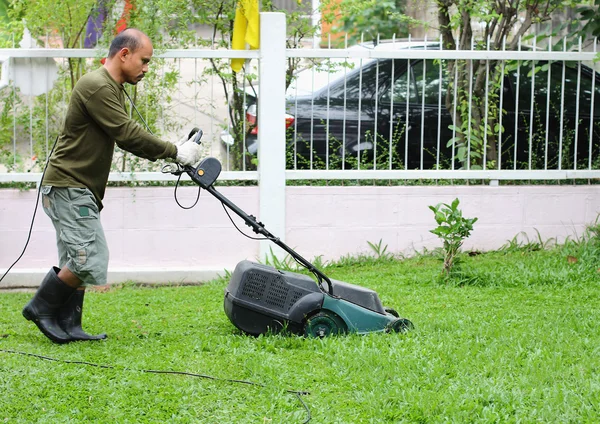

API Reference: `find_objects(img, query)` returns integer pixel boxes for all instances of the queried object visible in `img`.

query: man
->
[22,28,202,344]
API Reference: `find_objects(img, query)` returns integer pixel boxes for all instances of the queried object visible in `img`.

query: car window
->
[381,59,417,104]
[380,59,447,105]
[413,59,448,105]
[508,62,600,115]
[328,60,394,101]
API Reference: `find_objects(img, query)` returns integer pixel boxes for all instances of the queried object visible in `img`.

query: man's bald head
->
[107,29,150,59]
[104,28,153,85]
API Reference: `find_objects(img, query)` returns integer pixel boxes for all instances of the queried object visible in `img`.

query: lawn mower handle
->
[204,183,334,295]
[181,153,334,295]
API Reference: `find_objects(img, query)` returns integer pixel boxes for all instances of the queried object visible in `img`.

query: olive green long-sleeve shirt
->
[43,67,177,210]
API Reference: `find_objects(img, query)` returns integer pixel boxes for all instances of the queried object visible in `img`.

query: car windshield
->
[287,42,438,97]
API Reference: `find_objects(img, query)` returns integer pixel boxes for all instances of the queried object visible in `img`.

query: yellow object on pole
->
[231,0,260,73]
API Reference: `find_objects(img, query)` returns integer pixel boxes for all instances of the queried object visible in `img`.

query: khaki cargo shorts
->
[41,186,108,286]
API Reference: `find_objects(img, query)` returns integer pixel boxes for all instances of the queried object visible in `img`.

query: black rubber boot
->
[22,267,76,344]
[58,289,107,341]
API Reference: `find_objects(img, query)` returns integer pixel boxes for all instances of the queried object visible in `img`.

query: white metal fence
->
[1,13,599,183]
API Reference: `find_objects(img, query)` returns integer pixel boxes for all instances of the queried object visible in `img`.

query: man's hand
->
[176,141,202,166]
[175,133,190,146]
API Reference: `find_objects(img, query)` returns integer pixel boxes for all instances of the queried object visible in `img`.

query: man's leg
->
[55,266,106,340]
[23,186,107,343]
[53,187,109,341]
[57,267,83,288]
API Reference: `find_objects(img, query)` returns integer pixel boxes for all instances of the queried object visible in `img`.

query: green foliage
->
[262,239,397,277]
[366,239,394,260]
[328,0,409,45]
[499,229,553,253]
[577,0,600,40]
[288,120,406,171]
[0,0,191,172]
[262,246,301,271]
[429,198,478,277]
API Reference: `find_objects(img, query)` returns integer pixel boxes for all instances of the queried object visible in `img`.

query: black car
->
[229,42,600,170]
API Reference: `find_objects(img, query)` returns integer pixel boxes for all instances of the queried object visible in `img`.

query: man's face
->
[121,37,153,85]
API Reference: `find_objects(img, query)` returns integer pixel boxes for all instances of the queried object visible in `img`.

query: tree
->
[578,0,600,40]
[0,0,196,171]
[326,0,410,45]
[435,0,580,169]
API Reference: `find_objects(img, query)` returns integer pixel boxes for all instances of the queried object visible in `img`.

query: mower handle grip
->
[187,127,203,145]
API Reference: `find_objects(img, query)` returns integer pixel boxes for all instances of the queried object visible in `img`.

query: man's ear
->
[118,48,130,62]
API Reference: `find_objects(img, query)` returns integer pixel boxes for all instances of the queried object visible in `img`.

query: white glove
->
[175,133,189,146]
[176,141,203,166]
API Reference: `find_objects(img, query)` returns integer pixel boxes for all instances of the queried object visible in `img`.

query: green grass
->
[1,237,599,423]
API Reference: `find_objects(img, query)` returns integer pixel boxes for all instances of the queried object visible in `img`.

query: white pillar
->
[258,12,287,262]
[312,0,321,49]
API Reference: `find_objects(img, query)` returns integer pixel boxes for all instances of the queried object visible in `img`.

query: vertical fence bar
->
[389,35,395,170]
[513,37,521,170]
[405,35,411,170]
[588,38,597,170]
[558,38,566,170]
[436,36,443,169]
[420,40,427,170]
[483,36,490,170]
[373,34,380,170]
[498,53,505,170]
[356,33,364,170]
[528,38,535,170]
[325,33,332,170]
[258,12,287,261]
[451,40,459,170]
[573,37,582,170]
[195,35,199,131]
[45,33,49,158]
[466,40,474,170]
[28,57,33,160]
[545,38,552,170]
[242,67,247,172]
[342,34,348,170]
[11,32,15,168]
[292,48,299,170]
[309,58,315,169]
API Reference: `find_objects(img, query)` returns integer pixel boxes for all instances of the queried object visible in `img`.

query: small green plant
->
[367,239,394,261]
[429,198,478,276]
[262,247,298,271]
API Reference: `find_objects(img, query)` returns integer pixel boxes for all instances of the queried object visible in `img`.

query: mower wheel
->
[303,311,347,338]
[387,318,414,334]
[384,307,400,317]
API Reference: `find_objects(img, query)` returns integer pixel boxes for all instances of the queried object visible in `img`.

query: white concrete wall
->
[1,185,599,287]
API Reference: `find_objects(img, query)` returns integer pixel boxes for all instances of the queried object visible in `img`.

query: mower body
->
[224,260,410,337]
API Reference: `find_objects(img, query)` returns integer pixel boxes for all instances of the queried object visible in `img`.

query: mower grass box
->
[224,260,413,337]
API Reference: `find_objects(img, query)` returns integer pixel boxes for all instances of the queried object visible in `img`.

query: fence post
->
[258,12,287,262]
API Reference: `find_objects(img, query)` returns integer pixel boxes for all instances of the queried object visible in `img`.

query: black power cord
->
[0,348,311,423]
[0,136,59,285]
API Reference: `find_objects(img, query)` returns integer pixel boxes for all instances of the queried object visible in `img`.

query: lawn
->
[1,235,599,423]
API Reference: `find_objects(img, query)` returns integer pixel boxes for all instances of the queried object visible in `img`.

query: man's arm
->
[85,86,177,161]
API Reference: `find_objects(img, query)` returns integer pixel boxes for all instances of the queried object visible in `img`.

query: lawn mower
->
[170,129,413,337]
